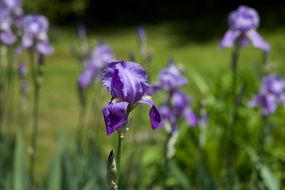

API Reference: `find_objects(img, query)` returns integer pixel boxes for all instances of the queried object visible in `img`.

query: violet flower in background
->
[102,61,161,135]
[150,62,198,132]
[0,9,16,45]
[18,15,53,55]
[248,74,285,116]
[159,91,197,132]
[220,5,270,52]
[152,63,188,93]
[78,43,115,89]
[0,0,22,17]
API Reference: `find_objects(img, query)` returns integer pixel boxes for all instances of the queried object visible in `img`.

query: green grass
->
[18,22,285,182]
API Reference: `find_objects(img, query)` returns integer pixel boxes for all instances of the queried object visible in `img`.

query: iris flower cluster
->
[102,61,161,135]
[0,0,22,17]
[220,5,270,52]
[249,75,285,115]
[78,43,115,89]
[0,0,22,45]
[0,0,53,55]
[18,15,53,55]
[150,63,198,132]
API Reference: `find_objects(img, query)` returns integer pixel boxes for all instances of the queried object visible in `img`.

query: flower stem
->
[163,132,172,190]
[116,130,124,185]
[29,50,41,188]
[0,45,4,133]
[257,116,268,185]
[225,45,240,188]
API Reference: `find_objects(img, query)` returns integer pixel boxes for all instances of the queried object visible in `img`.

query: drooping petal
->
[102,61,149,104]
[103,102,129,135]
[247,30,270,52]
[248,94,261,107]
[0,30,16,45]
[220,30,238,48]
[249,93,277,116]
[183,107,198,126]
[138,95,161,130]
[36,40,53,55]
[262,94,277,116]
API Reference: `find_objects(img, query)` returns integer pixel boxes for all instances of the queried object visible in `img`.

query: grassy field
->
[27,22,285,181]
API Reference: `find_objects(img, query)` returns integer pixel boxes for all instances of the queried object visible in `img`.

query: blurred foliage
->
[23,0,89,22]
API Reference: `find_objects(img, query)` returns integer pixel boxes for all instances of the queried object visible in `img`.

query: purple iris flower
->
[159,91,197,131]
[220,5,270,52]
[18,15,53,55]
[248,74,285,116]
[262,74,285,96]
[102,61,161,135]
[0,9,16,45]
[248,92,277,116]
[0,0,22,17]
[149,63,187,94]
[77,43,115,89]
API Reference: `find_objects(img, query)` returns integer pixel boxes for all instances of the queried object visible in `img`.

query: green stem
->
[0,45,4,134]
[163,132,172,190]
[116,130,124,185]
[225,45,240,188]
[77,94,87,153]
[29,50,40,188]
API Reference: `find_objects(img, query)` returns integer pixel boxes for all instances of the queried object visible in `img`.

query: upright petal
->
[262,94,277,116]
[103,102,129,135]
[102,61,149,104]
[247,30,270,52]
[138,95,161,130]
[0,30,16,45]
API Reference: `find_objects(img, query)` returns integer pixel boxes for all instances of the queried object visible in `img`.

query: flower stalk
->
[116,130,124,183]
[29,50,42,188]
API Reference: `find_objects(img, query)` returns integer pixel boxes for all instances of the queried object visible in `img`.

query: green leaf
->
[13,131,27,190]
[47,137,63,190]
[260,165,280,190]
[170,161,194,190]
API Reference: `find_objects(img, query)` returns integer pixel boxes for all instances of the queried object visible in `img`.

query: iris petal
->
[36,40,53,55]
[183,107,198,126]
[220,30,238,48]
[158,64,188,91]
[247,30,270,52]
[102,61,148,104]
[103,102,129,135]
[138,96,161,130]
